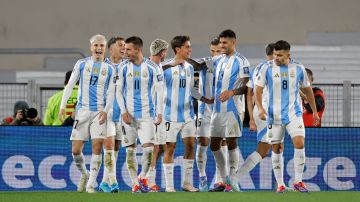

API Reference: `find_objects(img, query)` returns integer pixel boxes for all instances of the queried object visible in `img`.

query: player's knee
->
[292,137,304,149]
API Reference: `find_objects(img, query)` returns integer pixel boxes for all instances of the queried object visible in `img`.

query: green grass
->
[1,191,359,202]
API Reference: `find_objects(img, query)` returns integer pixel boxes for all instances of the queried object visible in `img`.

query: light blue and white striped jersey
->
[117,58,163,120]
[247,61,269,109]
[152,61,164,116]
[214,52,250,113]
[162,59,202,123]
[105,58,125,122]
[255,59,310,124]
[197,55,221,118]
[60,57,115,112]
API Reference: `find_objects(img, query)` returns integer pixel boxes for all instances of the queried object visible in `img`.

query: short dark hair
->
[107,36,124,49]
[219,29,236,39]
[305,68,313,77]
[210,36,220,46]
[64,70,72,85]
[265,43,275,56]
[171,35,190,54]
[274,40,291,51]
[125,36,143,48]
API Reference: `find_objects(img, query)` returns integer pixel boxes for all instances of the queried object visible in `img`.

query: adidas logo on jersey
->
[274,73,280,77]
[127,73,133,77]
[173,71,178,76]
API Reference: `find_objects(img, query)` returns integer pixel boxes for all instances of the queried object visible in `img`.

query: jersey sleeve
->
[60,60,81,110]
[299,65,311,88]
[255,65,268,88]
[238,57,250,79]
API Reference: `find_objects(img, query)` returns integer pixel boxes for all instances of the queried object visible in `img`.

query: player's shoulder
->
[234,52,250,65]
[290,58,304,67]
[119,59,130,69]
[144,58,159,69]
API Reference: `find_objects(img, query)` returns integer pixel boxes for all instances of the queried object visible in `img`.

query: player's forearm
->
[255,86,264,110]
[246,89,255,120]
[303,87,318,114]
[232,85,247,95]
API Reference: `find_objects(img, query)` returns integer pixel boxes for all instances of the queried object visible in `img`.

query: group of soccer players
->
[58,29,320,194]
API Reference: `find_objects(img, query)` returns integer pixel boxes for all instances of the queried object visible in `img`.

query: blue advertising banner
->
[0,126,359,191]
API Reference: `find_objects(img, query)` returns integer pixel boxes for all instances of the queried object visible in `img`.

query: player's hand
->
[201,96,214,104]
[258,107,267,121]
[99,111,107,125]
[249,119,257,132]
[122,112,132,125]
[15,110,23,121]
[58,109,65,122]
[313,112,320,127]
[219,90,234,102]
[155,114,162,125]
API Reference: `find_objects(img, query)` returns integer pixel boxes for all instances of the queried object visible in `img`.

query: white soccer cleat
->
[86,186,96,193]
[182,184,199,192]
[77,172,89,192]
[165,187,176,192]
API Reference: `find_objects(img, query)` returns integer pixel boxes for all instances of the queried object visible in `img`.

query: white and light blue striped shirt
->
[162,59,202,123]
[60,57,115,112]
[214,52,250,113]
[117,58,163,120]
[255,59,310,124]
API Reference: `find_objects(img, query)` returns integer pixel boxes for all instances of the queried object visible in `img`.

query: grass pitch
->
[1,191,359,202]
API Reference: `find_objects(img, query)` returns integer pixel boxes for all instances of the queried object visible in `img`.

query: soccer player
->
[59,34,115,193]
[209,29,250,192]
[98,36,126,192]
[162,35,213,192]
[255,40,320,193]
[194,36,224,192]
[232,43,289,193]
[116,36,163,193]
[146,38,169,192]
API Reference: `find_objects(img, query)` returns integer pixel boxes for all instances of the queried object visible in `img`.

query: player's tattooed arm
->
[186,58,208,71]
[232,77,249,95]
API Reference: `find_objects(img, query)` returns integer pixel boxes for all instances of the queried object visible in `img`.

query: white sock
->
[87,154,102,188]
[221,145,229,174]
[114,150,119,181]
[228,148,240,176]
[163,163,174,189]
[294,148,305,183]
[183,159,194,186]
[103,149,117,185]
[196,145,208,177]
[140,146,154,178]
[126,147,139,186]
[238,151,262,176]
[272,152,285,186]
[147,166,156,186]
[215,163,222,183]
[212,149,227,183]
[72,153,88,175]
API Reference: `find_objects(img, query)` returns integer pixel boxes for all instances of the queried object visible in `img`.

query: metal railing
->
[0,81,359,127]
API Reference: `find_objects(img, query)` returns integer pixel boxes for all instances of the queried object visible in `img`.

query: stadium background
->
[0,0,360,194]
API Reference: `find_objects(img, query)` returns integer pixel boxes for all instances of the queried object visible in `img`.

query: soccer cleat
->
[110,183,120,193]
[227,176,240,192]
[276,185,286,193]
[293,182,309,193]
[138,177,150,193]
[165,187,176,192]
[86,186,96,193]
[77,172,89,192]
[208,182,226,192]
[98,182,111,193]
[149,184,161,192]
[199,176,208,192]
[132,184,141,193]
[182,184,199,192]
[223,184,233,192]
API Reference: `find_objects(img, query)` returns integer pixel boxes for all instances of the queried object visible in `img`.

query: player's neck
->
[150,56,161,65]
[174,55,186,66]
[110,56,122,64]
[92,56,104,62]
[226,49,236,57]
[133,54,144,65]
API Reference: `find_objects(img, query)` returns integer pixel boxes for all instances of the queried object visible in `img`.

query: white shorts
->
[70,109,106,141]
[210,111,242,138]
[197,115,211,138]
[122,119,155,147]
[107,121,123,141]
[253,106,268,143]
[165,120,196,143]
[154,122,166,145]
[267,117,305,144]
